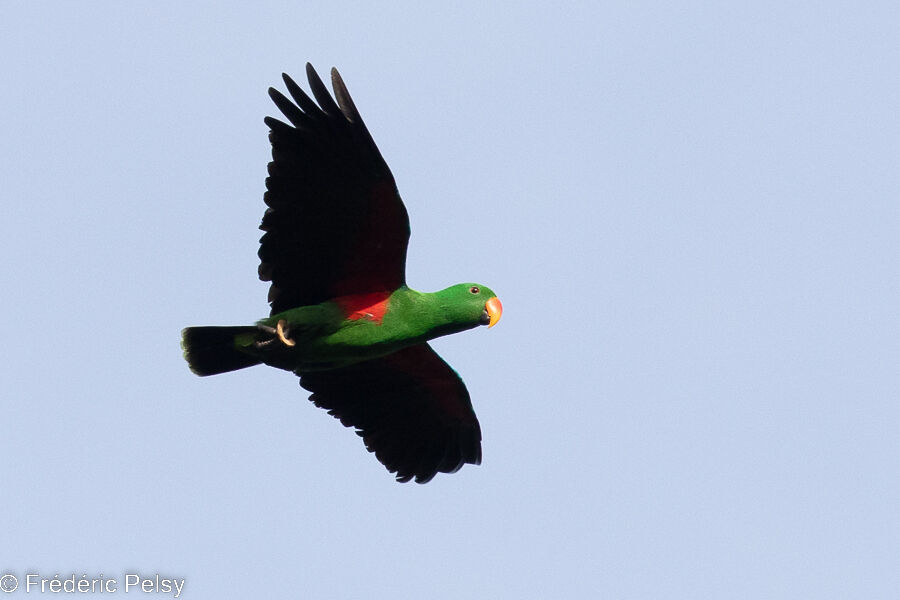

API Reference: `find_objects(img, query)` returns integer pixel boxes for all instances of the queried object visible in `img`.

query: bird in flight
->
[182,64,502,483]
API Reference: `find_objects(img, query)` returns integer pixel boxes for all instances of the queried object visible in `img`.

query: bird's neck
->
[392,288,478,342]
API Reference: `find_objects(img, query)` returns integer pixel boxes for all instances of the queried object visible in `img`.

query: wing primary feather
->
[263,115,293,134]
[331,68,362,123]
[305,62,342,117]
[268,87,309,128]
[281,72,321,116]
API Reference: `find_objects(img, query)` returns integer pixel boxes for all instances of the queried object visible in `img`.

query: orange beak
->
[485,296,502,328]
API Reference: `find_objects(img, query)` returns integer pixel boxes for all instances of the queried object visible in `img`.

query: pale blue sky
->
[2,2,899,598]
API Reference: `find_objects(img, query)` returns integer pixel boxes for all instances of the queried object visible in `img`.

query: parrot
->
[181,64,502,484]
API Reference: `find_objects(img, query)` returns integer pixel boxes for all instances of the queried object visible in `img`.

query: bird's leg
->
[276,319,296,347]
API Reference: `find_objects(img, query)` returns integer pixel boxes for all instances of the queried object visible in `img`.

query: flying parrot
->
[182,64,502,484]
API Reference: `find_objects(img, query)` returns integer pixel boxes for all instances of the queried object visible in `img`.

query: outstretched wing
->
[299,344,483,484]
[260,64,410,314]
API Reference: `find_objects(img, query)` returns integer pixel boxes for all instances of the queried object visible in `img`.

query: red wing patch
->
[335,291,392,324]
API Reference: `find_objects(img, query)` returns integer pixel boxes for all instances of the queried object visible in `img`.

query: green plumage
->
[183,284,495,375]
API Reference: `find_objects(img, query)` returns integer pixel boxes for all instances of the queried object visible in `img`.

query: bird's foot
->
[253,322,295,348]
[254,325,276,348]
[276,319,296,347]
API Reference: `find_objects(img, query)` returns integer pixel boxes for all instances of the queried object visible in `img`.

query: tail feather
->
[181,326,262,376]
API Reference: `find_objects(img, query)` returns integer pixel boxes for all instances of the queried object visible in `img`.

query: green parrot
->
[182,64,502,484]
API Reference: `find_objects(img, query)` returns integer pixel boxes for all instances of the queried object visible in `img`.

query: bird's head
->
[436,283,502,329]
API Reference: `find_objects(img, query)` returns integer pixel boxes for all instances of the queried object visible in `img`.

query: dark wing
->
[299,344,482,484]
[260,63,410,314]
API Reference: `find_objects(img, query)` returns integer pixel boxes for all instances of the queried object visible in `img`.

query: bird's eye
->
[469,286,479,295]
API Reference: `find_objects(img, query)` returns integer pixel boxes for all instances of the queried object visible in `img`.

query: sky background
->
[2,2,899,598]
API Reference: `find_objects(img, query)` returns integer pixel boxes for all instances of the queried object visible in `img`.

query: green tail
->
[181,326,262,376]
